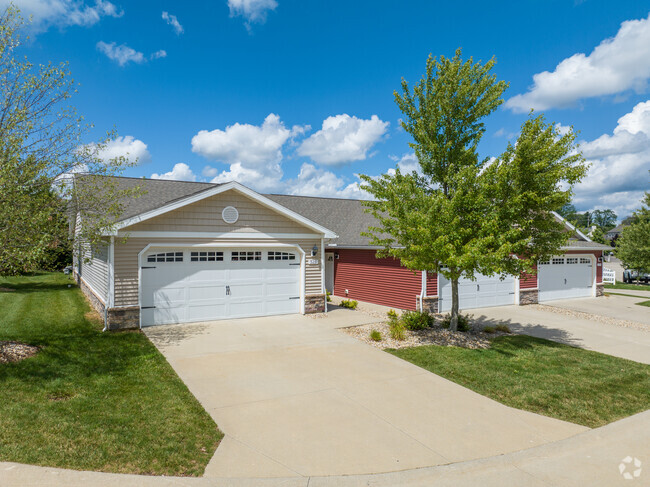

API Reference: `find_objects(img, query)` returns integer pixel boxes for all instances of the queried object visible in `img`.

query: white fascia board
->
[110,181,338,239]
[552,211,591,242]
[117,231,322,239]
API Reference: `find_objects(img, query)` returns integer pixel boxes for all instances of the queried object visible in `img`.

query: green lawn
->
[605,282,650,291]
[389,335,650,428]
[0,273,222,476]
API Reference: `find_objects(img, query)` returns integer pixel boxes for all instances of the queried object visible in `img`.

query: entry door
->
[140,248,301,326]
[439,273,516,312]
[325,252,334,293]
[538,256,593,302]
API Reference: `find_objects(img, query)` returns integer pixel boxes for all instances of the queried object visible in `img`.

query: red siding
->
[333,249,422,310]
[426,273,438,296]
[520,264,538,289]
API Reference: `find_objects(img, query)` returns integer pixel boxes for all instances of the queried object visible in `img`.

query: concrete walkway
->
[472,299,650,364]
[143,313,585,478]
[2,410,647,486]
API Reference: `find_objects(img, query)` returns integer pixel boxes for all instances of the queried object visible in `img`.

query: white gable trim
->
[108,181,338,239]
[551,211,591,242]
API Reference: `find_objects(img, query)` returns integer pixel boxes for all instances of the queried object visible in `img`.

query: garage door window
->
[552,257,565,265]
[539,260,550,265]
[567,257,578,264]
[268,251,296,261]
[190,251,223,262]
[232,251,261,261]
[580,257,591,264]
[147,252,183,263]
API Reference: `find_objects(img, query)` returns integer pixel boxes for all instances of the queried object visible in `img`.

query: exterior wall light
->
[311,245,319,257]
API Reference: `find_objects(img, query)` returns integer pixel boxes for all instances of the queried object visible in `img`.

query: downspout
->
[420,271,427,312]
[103,236,114,332]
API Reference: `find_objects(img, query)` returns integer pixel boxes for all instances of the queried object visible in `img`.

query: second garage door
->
[140,248,301,326]
[438,273,516,312]
[538,256,593,302]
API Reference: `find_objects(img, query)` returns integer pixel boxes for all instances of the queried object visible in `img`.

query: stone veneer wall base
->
[107,307,140,330]
[418,296,439,314]
[519,288,539,305]
[596,283,604,297]
[305,294,326,314]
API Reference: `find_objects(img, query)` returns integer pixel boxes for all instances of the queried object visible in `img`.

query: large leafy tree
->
[0,7,141,275]
[616,191,650,275]
[360,50,587,330]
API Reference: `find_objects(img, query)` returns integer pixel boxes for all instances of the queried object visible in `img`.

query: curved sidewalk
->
[1,409,648,487]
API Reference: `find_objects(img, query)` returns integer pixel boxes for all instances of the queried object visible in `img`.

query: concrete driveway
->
[145,309,585,479]
[472,296,650,364]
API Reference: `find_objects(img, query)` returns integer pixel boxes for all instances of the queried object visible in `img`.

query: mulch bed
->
[0,341,40,364]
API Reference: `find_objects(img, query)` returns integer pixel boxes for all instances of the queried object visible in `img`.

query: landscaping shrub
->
[400,310,434,330]
[369,330,382,341]
[440,313,471,332]
[495,324,510,333]
[326,290,332,302]
[340,299,358,309]
[483,326,496,334]
[389,320,406,340]
[386,309,406,340]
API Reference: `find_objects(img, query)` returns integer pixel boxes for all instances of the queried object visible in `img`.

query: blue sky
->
[8,0,650,219]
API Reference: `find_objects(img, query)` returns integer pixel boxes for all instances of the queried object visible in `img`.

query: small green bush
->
[495,324,510,333]
[441,313,471,332]
[340,299,358,309]
[483,326,496,334]
[369,330,382,341]
[386,309,398,321]
[389,320,406,340]
[326,290,332,302]
[400,310,434,331]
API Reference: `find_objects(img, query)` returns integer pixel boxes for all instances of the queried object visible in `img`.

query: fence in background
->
[603,267,616,284]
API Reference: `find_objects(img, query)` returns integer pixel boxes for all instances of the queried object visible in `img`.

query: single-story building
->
[74,176,609,329]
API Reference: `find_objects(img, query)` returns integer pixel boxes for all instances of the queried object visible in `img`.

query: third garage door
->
[538,256,594,302]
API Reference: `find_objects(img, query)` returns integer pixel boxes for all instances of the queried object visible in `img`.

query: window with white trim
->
[580,257,591,264]
[190,251,223,262]
[567,257,578,264]
[232,251,261,261]
[147,252,183,263]
[552,257,565,265]
[268,251,296,261]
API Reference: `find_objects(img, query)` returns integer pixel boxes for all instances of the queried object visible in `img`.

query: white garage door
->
[538,256,593,302]
[140,248,301,326]
[438,273,516,312]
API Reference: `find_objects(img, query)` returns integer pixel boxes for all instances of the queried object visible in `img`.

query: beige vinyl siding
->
[126,191,310,234]
[113,237,322,307]
[78,240,109,303]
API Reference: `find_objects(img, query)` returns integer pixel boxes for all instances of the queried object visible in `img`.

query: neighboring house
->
[605,223,628,241]
[74,176,610,329]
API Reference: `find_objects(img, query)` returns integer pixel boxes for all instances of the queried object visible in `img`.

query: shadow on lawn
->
[471,314,581,350]
[0,280,75,294]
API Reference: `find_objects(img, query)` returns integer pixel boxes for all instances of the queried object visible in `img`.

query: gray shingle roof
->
[76,175,608,250]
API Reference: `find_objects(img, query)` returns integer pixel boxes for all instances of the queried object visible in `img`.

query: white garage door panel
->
[141,248,301,326]
[539,256,593,302]
[439,273,515,312]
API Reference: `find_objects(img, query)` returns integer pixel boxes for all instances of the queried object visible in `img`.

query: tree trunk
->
[450,277,459,331]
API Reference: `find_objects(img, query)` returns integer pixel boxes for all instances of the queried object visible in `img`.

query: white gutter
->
[420,271,426,312]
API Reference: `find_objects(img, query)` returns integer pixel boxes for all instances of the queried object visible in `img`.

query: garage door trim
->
[137,242,306,328]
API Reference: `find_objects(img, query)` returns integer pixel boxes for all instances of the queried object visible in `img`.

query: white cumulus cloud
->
[161,11,183,34]
[191,114,306,166]
[506,13,650,112]
[3,0,123,31]
[150,49,167,60]
[151,163,197,181]
[227,0,277,26]
[297,114,389,166]
[95,136,151,164]
[285,163,371,199]
[572,100,650,218]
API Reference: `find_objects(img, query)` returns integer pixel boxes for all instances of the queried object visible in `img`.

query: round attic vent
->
[222,206,239,224]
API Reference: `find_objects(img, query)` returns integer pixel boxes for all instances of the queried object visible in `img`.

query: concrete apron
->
[143,313,586,479]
